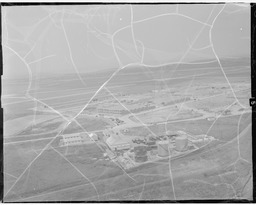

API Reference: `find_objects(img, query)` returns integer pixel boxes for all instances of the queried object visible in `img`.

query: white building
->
[88,133,99,141]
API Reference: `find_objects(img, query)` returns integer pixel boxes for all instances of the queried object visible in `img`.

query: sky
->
[2,3,250,79]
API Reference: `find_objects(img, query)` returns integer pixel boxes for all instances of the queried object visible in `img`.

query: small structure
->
[88,133,98,141]
[123,129,129,133]
[106,149,115,159]
[175,135,188,151]
[157,141,169,157]
[149,149,158,155]
[166,130,176,135]
[146,140,156,146]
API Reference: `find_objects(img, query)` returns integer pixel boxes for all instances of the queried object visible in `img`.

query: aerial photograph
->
[2,3,252,201]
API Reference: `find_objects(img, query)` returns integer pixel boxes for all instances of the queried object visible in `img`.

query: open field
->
[130,106,202,124]
[3,56,252,201]
[123,112,251,139]
[4,114,61,136]
[3,111,251,201]
[62,115,112,134]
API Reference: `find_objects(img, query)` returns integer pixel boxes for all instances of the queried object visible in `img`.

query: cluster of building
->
[109,135,189,168]
[188,134,215,145]
[109,117,124,126]
[59,132,98,147]
[103,129,215,169]
[59,127,214,170]
[115,153,135,169]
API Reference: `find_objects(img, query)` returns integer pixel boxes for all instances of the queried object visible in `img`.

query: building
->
[157,141,169,157]
[149,149,158,156]
[146,141,156,146]
[104,130,131,151]
[175,135,188,151]
[88,133,98,141]
[59,133,92,147]
[106,149,116,159]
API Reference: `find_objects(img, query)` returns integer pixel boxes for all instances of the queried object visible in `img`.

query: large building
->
[104,130,130,151]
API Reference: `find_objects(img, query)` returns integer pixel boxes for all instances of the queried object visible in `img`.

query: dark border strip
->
[251,2,256,203]
[0,2,226,6]
[0,2,4,203]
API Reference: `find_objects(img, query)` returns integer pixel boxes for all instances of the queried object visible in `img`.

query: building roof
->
[105,130,129,146]
[62,133,92,142]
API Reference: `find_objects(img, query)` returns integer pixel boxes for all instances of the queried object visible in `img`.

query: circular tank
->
[175,135,188,151]
[134,146,148,162]
[157,141,169,157]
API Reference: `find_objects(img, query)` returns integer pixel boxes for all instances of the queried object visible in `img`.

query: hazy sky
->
[2,3,250,79]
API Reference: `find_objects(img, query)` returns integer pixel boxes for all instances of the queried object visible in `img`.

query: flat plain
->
[3,57,252,201]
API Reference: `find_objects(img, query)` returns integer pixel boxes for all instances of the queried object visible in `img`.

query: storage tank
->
[157,141,169,157]
[134,146,148,163]
[175,135,188,151]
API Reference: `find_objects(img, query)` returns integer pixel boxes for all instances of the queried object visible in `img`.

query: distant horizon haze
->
[2,4,250,80]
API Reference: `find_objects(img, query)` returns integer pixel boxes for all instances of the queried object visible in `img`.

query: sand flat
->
[4,114,59,136]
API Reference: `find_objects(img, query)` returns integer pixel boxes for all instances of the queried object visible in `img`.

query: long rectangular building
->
[59,133,93,147]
